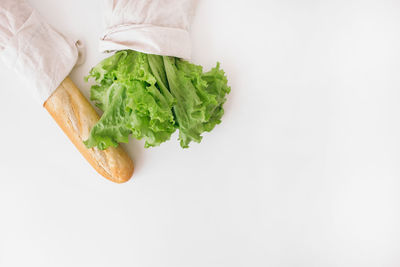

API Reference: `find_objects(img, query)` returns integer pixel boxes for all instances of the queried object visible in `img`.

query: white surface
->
[1,0,400,266]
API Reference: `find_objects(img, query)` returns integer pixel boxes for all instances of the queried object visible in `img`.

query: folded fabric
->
[100,0,198,59]
[0,0,83,104]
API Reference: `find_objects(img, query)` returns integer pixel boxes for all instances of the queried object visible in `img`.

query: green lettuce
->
[84,50,230,150]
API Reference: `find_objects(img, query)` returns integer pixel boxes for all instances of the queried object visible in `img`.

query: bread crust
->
[44,77,134,183]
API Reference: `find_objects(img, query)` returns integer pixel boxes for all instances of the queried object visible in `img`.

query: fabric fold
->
[101,0,198,59]
[0,0,82,104]
[100,24,191,59]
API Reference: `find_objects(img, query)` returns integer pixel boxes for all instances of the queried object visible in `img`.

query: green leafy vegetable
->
[84,50,230,150]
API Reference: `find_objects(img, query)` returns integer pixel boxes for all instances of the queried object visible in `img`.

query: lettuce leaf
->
[84,50,230,150]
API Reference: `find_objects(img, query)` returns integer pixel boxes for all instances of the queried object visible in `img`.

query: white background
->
[1,0,400,266]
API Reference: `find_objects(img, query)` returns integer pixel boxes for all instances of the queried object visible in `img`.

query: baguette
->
[44,77,134,183]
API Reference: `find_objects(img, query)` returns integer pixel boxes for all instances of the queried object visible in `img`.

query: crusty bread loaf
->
[44,77,134,183]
